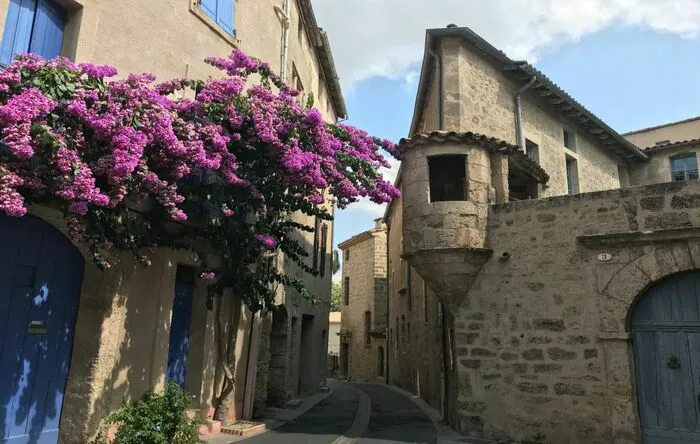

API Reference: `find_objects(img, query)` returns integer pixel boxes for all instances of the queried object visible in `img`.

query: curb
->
[378,383,494,444]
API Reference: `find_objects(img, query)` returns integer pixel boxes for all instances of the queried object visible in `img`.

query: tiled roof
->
[645,138,700,152]
[398,131,549,185]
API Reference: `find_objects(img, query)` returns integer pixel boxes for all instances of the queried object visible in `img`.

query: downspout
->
[514,74,537,151]
[274,0,291,82]
[427,47,443,131]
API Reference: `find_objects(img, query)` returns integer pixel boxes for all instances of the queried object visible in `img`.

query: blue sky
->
[310,1,700,280]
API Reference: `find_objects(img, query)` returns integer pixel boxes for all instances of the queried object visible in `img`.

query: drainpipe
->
[274,0,291,82]
[427,47,443,131]
[514,74,537,151]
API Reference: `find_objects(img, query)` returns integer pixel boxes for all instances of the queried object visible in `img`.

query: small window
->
[671,154,699,182]
[428,155,467,202]
[319,224,328,277]
[655,140,671,147]
[343,277,350,305]
[200,0,235,35]
[297,12,304,43]
[406,266,412,311]
[344,248,349,261]
[525,139,539,164]
[312,217,320,270]
[566,155,579,194]
[291,65,304,106]
[563,128,576,152]
[617,165,629,188]
[364,311,371,346]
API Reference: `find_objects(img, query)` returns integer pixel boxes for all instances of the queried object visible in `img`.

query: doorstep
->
[203,389,333,443]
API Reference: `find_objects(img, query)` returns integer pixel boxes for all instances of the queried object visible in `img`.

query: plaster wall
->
[624,117,700,148]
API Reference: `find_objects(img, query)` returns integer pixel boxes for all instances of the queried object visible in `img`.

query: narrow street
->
[240,381,438,444]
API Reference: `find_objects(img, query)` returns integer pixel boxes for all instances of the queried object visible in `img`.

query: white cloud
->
[313,0,700,88]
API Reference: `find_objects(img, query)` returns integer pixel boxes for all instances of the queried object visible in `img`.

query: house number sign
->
[597,253,613,262]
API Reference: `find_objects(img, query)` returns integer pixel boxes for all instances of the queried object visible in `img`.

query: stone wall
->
[340,225,387,382]
[443,180,700,443]
[436,37,624,197]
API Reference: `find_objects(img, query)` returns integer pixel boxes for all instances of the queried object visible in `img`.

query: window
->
[319,224,328,277]
[563,128,576,152]
[525,139,539,164]
[428,155,467,202]
[0,0,66,66]
[364,311,371,346]
[200,0,235,35]
[297,12,304,43]
[343,277,350,305]
[401,316,406,347]
[566,155,579,194]
[671,154,699,182]
[344,248,350,261]
[312,216,321,270]
[618,165,629,188]
[406,265,412,311]
[423,282,428,322]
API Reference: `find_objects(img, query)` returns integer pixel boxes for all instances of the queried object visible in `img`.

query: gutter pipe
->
[515,74,537,151]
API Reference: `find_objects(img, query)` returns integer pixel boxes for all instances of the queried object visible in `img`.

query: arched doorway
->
[377,346,384,378]
[631,271,700,443]
[0,215,84,443]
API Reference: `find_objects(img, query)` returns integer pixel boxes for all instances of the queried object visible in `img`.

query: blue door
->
[632,272,700,443]
[0,215,84,444]
[166,266,195,387]
[0,0,65,66]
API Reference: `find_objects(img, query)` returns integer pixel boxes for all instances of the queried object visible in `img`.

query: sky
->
[309,0,700,281]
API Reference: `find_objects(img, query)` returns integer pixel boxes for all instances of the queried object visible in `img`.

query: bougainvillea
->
[0,51,400,311]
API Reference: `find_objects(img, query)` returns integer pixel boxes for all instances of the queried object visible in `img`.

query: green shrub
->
[106,381,203,444]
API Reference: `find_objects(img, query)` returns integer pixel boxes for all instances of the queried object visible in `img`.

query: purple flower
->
[255,234,278,250]
[200,272,216,281]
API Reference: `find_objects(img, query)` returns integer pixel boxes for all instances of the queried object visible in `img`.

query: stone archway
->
[597,242,700,443]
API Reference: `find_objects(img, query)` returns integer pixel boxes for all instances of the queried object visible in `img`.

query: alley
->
[240,381,438,444]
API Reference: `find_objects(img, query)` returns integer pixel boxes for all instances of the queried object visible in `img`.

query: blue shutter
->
[28,0,65,60]
[216,0,234,35]
[200,0,217,22]
[0,0,38,66]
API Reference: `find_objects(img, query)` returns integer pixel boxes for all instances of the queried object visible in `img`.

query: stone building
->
[377,26,700,443]
[0,1,343,442]
[338,220,388,381]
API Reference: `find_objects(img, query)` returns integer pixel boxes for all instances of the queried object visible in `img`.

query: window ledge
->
[189,0,239,48]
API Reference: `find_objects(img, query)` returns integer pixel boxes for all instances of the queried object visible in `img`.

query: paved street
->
[240,381,438,444]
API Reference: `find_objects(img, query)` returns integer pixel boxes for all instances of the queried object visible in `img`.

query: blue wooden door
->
[632,272,700,443]
[0,0,65,66]
[0,215,84,444]
[166,266,195,387]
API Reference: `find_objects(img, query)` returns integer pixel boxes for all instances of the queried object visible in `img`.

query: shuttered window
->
[200,0,235,35]
[0,0,66,66]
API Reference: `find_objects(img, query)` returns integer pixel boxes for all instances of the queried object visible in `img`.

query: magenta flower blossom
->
[200,272,216,281]
[255,234,278,250]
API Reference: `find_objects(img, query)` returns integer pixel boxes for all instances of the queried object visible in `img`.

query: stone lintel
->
[577,227,700,247]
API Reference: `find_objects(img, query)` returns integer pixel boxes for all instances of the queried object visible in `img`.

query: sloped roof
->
[644,138,700,153]
[408,26,649,163]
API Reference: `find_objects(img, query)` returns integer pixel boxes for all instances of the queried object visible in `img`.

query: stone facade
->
[0,1,342,442]
[376,25,700,444]
[338,221,388,382]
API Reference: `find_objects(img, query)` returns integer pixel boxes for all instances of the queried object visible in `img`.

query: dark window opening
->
[671,153,699,182]
[428,155,467,202]
[344,248,350,261]
[319,224,328,277]
[563,128,576,151]
[508,161,539,201]
[364,311,371,346]
[343,277,350,305]
[312,216,320,270]
[566,155,579,194]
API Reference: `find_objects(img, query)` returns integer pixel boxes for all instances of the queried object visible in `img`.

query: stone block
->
[547,347,577,360]
[460,359,481,369]
[639,196,665,211]
[584,349,598,359]
[533,319,566,332]
[523,349,544,361]
[534,364,563,373]
[671,193,700,209]
[554,383,586,396]
[518,382,548,394]
[644,212,691,230]
[471,347,496,357]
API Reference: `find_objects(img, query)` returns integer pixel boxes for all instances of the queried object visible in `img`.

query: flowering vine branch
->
[0,51,400,311]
